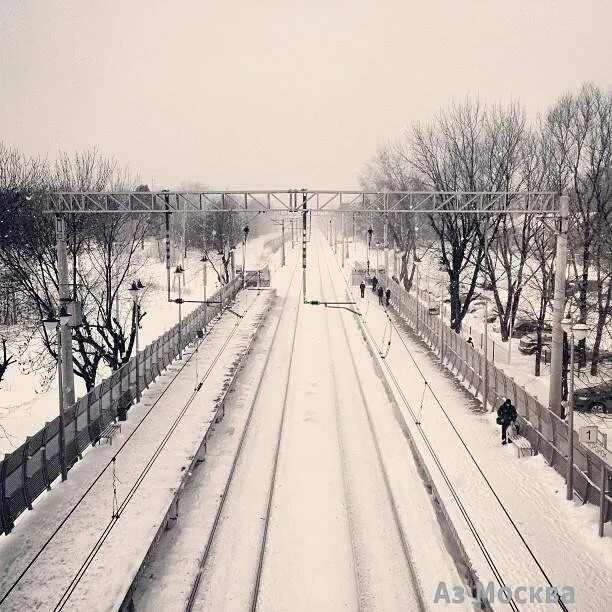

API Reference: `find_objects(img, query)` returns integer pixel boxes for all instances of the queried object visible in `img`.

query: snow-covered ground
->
[0,231,285,455]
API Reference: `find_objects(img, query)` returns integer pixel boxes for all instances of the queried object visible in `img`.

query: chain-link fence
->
[0,272,258,535]
[377,271,611,533]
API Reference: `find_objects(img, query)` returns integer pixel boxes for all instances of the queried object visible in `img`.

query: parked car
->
[518,332,553,355]
[573,382,612,414]
[589,350,612,366]
[428,304,440,315]
[477,279,494,291]
[494,319,552,338]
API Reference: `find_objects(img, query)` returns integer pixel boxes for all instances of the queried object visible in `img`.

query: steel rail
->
[313,243,364,611]
[184,257,301,612]
[317,233,427,611]
[248,261,302,612]
[53,295,256,611]
[0,287,249,607]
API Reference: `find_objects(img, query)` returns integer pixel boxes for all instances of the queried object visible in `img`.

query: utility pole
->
[334,216,338,254]
[481,221,491,411]
[302,189,307,302]
[484,298,490,410]
[202,255,207,332]
[383,216,389,273]
[281,218,286,267]
[114,264,120,323]
[341,213,345,268]
[344,215,348,264]
[177,270,183,359]
[549,195,569,418]
[416,265,420,334]
[164,192,171,302]
[182,210,187,259]
[55,215,75,409]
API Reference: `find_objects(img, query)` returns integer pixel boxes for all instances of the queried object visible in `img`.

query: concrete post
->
[55,215,75,409]
[334,217,338,254]
[484,298,490,411]
[302,190,307,302]
[177,274,183,360]
[56,327,67,481]
[164,194,171,302]
[341,213,345,268]
[549,195,569,417]
[281,219,286,267]
[567,338,575,500]
[383,219,389,273]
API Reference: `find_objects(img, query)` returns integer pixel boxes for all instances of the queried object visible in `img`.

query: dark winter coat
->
[377,286,384,298]
[372,276,378,290]
[497,402,517,426]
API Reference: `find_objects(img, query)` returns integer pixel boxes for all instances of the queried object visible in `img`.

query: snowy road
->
[135,238,467,611]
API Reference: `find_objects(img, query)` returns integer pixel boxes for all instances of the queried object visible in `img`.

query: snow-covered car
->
[574,383,612,413]
[518,332,553,355]
[494,319,552,338]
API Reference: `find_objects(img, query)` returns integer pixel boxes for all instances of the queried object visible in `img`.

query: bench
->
[509,432,534,457]
[100,422,122,446]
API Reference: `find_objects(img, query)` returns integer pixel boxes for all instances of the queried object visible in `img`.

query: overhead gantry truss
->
[46,190,559,215]
[44,185,570,425]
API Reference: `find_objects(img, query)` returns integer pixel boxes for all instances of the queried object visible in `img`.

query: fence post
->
[0,458,13,534]
[109,372,114,421]
[585,453,592,504]
[86,392,92,446]
[599,467,607,537]
[74,402,81,460]
[41,423,51,490]
[22,437,32,510]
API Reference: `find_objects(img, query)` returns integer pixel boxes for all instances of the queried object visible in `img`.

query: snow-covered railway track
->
[315,236,427,611]
[0,291,274,612]
[184,258,302,611]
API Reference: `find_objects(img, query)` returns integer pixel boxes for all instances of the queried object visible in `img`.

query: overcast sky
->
[1,0,611,190]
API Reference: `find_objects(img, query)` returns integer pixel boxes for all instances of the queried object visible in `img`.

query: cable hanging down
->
[416,382,428,425]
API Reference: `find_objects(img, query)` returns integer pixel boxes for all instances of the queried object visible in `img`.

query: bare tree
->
[0,336,16,388]
[359,141,425,291]
[481,114,547,341]
[544,83,612,370]
[0,145,148,392]
[409,100,489,331]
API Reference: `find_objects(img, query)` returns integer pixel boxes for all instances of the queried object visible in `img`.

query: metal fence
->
[377,271,611,531]
[0,272,257,535]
